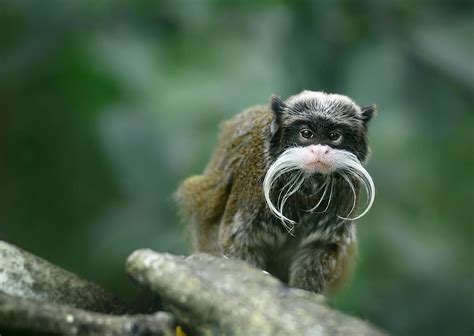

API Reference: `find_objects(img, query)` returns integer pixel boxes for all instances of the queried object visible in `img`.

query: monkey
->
[176,90,376,294]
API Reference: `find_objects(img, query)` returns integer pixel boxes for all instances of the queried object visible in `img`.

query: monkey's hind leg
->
[185,214,219,254]
[176,174,231,255]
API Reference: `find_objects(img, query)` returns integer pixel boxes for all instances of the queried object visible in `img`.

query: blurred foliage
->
[0,1,473,335]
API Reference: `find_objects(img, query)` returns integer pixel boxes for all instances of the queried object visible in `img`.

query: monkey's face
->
[269,91,374,170]
[264,91,376,229]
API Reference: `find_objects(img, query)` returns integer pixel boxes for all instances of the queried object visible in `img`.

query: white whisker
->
[279,172,306,233]
[338,172,357,220]
[279,171,305,217]
[306,176,330,212]
[263,148,306,229]
[321,176,334,213]
[306,183,328,212]
[277,172,301,210]
[263,147,375,230]
[332,151,375,220]
[309,176,329,197]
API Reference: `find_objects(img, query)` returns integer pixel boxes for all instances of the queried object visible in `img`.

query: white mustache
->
[263,147,375,233]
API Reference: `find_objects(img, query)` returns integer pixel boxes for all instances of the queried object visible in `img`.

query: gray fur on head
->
[280,90,374,127]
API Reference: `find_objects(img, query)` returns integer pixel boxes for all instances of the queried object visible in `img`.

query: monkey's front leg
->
[289,240,339,293]
[219,222,267,269]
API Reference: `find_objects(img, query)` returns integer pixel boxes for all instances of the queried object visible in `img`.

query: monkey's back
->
[176,105,273,253]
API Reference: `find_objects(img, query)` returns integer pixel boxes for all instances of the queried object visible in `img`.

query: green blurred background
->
[1,1,472,335]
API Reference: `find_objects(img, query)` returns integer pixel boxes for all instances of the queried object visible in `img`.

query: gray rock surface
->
[0,240,126,314]
[0,292,175,336]
[127,250,385,336]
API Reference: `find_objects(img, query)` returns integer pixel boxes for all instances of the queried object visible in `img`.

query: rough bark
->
[0,292,175,336]
[0,240,126,314]
[126,250,385,336]
[0,240,385,336]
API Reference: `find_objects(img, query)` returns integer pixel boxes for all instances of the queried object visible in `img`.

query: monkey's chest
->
[262,215,341,284]
[263,232,302,283]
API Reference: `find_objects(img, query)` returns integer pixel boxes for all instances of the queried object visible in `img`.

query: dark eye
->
[300,129,313,139]
[329,131,342,142]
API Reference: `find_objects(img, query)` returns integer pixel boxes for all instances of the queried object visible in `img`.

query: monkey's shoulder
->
[221,104,271,141]
[205,104,272,173]
[221,105,272,176]
[177,105,272,222]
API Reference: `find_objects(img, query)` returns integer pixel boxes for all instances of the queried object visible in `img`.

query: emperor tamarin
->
[176,90,376,294]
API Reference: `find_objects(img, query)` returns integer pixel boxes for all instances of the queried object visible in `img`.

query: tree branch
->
[126,250,385,336]
[0,292,175,336]
[0,240,126,314]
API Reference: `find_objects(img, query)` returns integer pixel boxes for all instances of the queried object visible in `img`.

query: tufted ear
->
[270,94,287,134]
[361,105,377,126]
[270,94,286,116]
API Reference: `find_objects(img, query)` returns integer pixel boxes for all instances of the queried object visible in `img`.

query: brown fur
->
[177,105,272,252]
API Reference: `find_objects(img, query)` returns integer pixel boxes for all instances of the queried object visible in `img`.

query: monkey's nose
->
[308,145,330,156]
